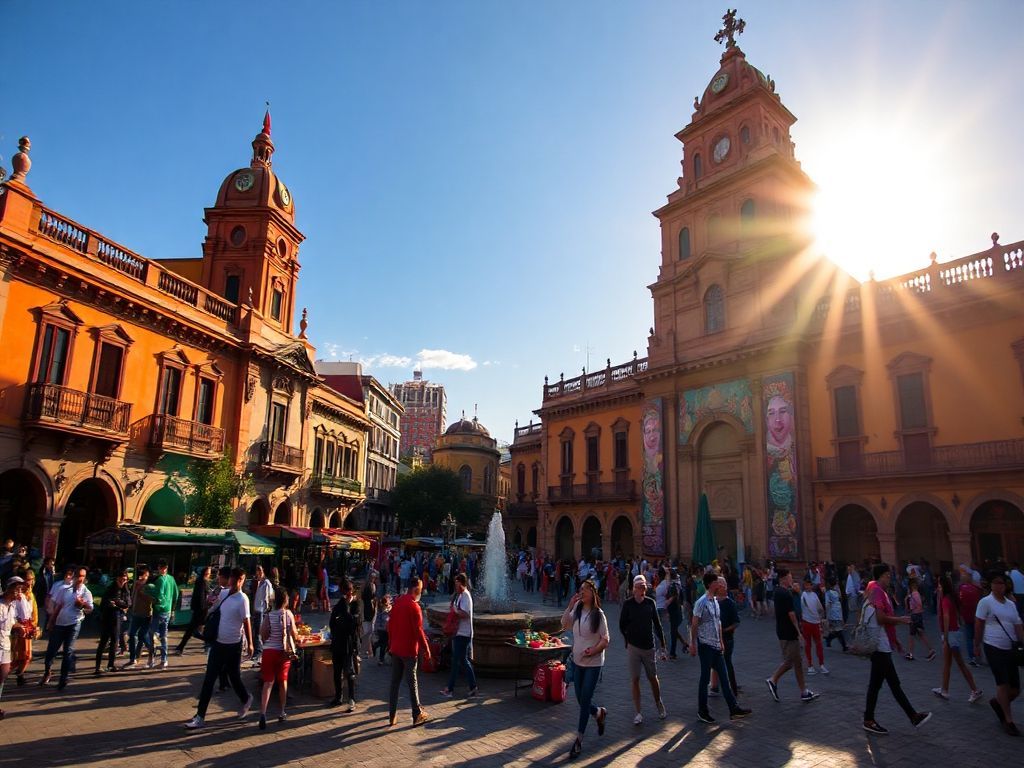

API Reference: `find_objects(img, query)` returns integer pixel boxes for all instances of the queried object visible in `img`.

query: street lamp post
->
[442,512,457,553]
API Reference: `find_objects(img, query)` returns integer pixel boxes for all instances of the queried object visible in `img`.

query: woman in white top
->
[974,572,1024,736]
[258,588,299,730]
[0,577,25,719]
[799,577,827,674]
[561,578,609,759]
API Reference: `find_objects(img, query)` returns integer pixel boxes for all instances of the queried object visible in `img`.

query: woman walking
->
[932,575,982,704]
[974,572,1024,736]
[861,564,931,734]
[823,579,848,652]
[561,579,609,759]
[175,567,210,655]
[12,570,39,686]
[257,588,299,730]
[441,573,478,698]
[373,593,391,665]
[904,578,936,661]
[327,578,361,712]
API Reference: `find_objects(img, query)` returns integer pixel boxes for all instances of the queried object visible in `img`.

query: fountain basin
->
[425,602,567,678]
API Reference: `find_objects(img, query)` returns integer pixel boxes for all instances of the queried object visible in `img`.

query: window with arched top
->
[516,463,526,498]
[704,285,725,333]
[694,153,703,179]
[741,199,755,221]
[740,125,751,145]
[678,227,691,260]
[483,465,494,495]
[459,465,472,492]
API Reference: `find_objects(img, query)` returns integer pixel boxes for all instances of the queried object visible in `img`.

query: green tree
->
[182,454,253,529]
[390,465,480,535]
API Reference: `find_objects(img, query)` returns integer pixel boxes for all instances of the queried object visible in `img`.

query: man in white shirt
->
[690,573,750,723]
[251,565,274,664]
[1009,562,1024,623]
[845,564,861,618]
[41,566,93,690]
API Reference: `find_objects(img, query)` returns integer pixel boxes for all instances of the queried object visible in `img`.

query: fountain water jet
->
[482,510,510,608]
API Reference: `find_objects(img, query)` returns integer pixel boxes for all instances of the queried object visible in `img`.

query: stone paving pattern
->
[6,591,1022,767]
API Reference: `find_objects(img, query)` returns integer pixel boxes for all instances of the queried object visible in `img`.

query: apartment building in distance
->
[391,370,446,461]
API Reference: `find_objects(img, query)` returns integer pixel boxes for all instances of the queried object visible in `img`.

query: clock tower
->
[201,112,304,336]
[646,19,815,369]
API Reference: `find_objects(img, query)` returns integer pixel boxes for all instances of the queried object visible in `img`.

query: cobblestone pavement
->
[5,591,1022,767]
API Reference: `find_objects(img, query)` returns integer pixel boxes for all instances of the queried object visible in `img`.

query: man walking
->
[845,564,861,621]
[387,577,431,727]
[766,569,819,704]
[41,566,93,690]
[620,575,668,724]
[251,565,274,664]
[691,573,751,723]
[145,559,179,669]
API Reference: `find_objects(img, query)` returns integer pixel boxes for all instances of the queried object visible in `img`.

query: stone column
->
[949,533,972,570]
[600,524,612,563]
[877,532,897,567]
[41,516,62,560]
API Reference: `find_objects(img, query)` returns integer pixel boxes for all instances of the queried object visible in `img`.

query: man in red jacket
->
[387,577,431,727]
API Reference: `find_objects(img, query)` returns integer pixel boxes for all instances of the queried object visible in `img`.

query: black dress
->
[328,598,361,704]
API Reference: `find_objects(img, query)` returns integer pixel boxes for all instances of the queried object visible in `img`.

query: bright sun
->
[808,123,955,281]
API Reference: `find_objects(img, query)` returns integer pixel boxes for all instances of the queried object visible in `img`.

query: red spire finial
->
[262,108,271,137]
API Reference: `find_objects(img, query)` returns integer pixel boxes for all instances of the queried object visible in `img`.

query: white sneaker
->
[184,716,205,730]
[968,689,984,704]
[633,712,643,725]
[347,700,356,713]
[238,693,253,719]
[161,660,169,669]
[806,666,817,676]
[818,664,829,675]
[931,687,949,700]
[657,700,667,719]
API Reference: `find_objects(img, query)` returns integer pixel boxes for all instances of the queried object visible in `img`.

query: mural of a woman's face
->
[643,411,661,453]
[766,395,793,448]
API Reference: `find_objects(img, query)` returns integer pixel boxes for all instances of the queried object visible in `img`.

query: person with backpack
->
[561,578,610,758]
[440,573,477,698]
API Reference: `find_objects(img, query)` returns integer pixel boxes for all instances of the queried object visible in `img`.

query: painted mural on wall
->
[641,398,666,556]
[678,378,754,444]
[764,372,800,558]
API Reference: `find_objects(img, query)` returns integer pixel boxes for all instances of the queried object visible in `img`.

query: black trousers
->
[864,651,916,722]
[723,639,738,694]
[331,646,357,702]
[95,616,118,671]
[176,611,206,652]
[196,641,249,718]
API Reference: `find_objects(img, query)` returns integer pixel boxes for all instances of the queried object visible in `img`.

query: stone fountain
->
[426,511,565,677]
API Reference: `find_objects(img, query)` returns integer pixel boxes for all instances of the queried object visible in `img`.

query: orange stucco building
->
[0,118,370,563]
[516,27,1024,572]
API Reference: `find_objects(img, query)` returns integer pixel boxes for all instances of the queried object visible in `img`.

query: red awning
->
[249,524,313,541]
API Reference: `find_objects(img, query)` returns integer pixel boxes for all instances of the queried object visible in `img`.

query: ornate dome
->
[213,111,295,221]
[444,416,491,438]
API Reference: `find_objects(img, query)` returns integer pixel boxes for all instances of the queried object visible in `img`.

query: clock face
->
[713,136,731,164]
[277,181,291,207]
[711,72,729,94]
[234,171,255,192]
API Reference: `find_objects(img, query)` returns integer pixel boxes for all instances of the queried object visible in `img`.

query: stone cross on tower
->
[714,8,746,49]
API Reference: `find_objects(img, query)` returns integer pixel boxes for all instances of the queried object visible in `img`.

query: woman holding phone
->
[561,579,610,759]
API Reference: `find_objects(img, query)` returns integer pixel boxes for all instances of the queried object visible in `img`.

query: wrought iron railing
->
[547,478,636,503]
[311,474,363,495]
[816,438,1024,480]
[151,414,224,456]
[24,383,131,435]
[259,440,304,471]
[544,354,648,401]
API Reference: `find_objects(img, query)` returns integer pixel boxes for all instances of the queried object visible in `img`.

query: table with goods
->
[507,630,571,700]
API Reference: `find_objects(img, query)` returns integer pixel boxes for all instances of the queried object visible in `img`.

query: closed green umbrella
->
[692,492,717,566]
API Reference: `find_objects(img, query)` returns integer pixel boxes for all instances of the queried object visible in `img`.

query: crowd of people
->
[0,533,1022,751]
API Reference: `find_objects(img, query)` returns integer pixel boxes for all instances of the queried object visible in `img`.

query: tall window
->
[160,367,182,416]
[614,432,628,470]
[224,274,240,304]
[740,125,751,144]
[586,436,599,473]
[36,325,72,385]
[888,353,934,468]
[694,153,703,179]
[704,284,725,333]
[560,439,573,476]
[531,463,539,497]
[459,465,472,492]
[516,463,526,497]
[897,373,927,429]
[314,436,324,475]
[678,227,691,260]
[270,288,283,321]
[91,343,124,399]
[833,384,862,470]
[740,199,756,226]
[270,402,287,444]
[196,377,215,424]
[325,441,336,476]
[484,465,494,495]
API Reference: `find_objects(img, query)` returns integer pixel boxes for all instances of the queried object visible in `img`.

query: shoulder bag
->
[849,602,879,657]
[443,595,460,637]
[197,602,222,643]
[284,610,300,662]
[993,614,1024,667]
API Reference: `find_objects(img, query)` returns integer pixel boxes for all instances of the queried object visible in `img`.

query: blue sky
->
[4,1,1022,443]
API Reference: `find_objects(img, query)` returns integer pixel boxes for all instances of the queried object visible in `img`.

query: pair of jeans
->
[44,622,81,684]
[388,655,422,721]
[668,610,685,656]
[128,614,153,663]
[150,612,171,664]
[95,616,119,671]
[697,641,740,714]
[196,641,249,718]
[723,639,738,695]
[376,630,389,662]
[447,635,477,693]
[572,664,602,735]
[961,622,976,661]
[251,612,264,657]
[864,651,916,722]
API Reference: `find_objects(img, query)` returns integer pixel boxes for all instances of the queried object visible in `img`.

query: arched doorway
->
[527,526,537,548]
[971,499,1024,569]
[329,511,343,528]
[513,528,523,548]
[310,508,326,529]
[248,498,270,527]
[896,502,952,572]
[611,516,635,559]
[581,516,601,560]
[0,469,46,546]
[60,478,117,567]
[699,422,743,564]
[830,505,879,570]
[273,501,291,526]
[555,516,574,561]
[141,487,186,527]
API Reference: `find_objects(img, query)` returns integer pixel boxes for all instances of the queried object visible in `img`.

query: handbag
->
[197,604,221,642]
[994,615,1024,667]
[284,611,300,662]
[443,597,460,637]
[849,603,880,657]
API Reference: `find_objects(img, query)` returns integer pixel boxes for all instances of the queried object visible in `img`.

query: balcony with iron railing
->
[311,474,363,499]
[816,438,1024,482]
[23,383,131,439]
[259,440,304,475]
[543,353,648,403]
[34,206,239,325]
[547,476,636,503]
[151,414,224,458]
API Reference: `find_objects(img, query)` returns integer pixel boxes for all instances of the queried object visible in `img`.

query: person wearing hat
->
[619,574,668,725]
[0,576,26,718]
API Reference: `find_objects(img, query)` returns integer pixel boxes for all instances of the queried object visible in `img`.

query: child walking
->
[904,578,936,661]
